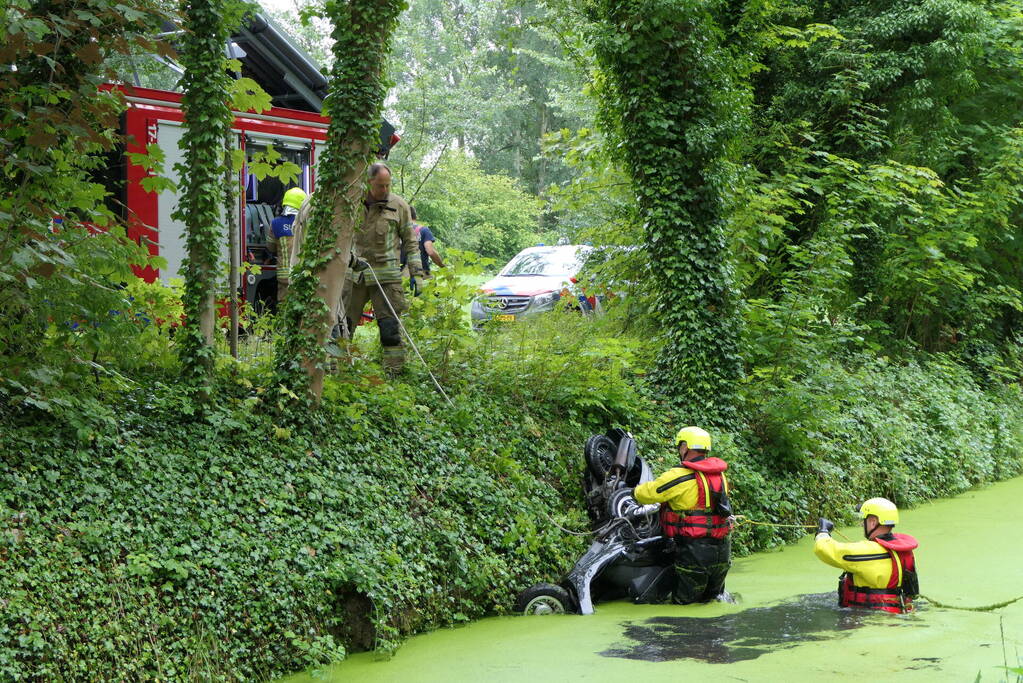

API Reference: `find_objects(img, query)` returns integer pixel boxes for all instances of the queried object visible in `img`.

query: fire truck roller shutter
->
[155,122,188,282]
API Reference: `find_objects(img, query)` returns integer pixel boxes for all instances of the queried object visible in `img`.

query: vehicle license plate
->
[495,314,515,322]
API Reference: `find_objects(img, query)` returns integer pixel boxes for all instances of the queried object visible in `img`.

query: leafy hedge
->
[2,341,1022,680]
[721,357,1023,551]
[0,374,598,680]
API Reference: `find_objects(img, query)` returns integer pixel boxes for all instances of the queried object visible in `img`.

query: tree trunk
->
[587,0,747,428]
[304,151,368,397]
[274,0,406,403]
[175,0,233,393]
[226,162,239,359]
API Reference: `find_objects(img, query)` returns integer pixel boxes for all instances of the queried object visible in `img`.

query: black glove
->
[817,517,835,535]
[411,276,421,297]
[348,252,369,272]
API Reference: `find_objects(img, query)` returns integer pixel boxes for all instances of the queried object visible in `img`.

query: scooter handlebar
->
[626,503,660,519]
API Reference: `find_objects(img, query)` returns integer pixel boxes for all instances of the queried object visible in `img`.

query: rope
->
[351,265,454,407]
[543,512,597,537]
[545,512,860,541]
[734,517,1023,611]
[542,506,1023,613]
[732,515,853,541]
[920,593,1023,612]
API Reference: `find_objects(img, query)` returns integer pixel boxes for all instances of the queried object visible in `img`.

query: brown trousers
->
[341,277,408,371]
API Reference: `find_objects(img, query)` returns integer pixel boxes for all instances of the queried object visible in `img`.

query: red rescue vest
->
[659,458,731,540]
[838,533,919,614]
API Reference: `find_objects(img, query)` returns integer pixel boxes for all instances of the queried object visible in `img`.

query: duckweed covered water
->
[283,477,1023,682]
[601,592,881,663]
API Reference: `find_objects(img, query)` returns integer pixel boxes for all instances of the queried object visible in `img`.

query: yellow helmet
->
[857,497,899,526]
[675,426,711,451]
[282,187,308,210]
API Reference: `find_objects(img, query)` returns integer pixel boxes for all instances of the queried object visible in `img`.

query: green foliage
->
[5,0,1023,678]
[127,143,179,194]
[3,335,1021,679]
[731,356,1023,552]
[407,151,544,262]
[631,354,1023,554]
[0,223,175,412]
[462,310,657,428]
[402,249,494,379]
[229,75,274,114]
[733,0,1023,374]
[246,143,302,186]
[0,374,592,679]
[386,0,584,197]
[0,0,174,405]
[542,126,638,247]
[584,0,748,427]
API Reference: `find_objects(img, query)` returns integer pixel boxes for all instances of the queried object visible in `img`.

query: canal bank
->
[283,476,1023,682]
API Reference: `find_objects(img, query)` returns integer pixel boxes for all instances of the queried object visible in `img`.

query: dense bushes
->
[0,375,594,680]
[403,151,545,263]
[3,310,1022,680]
[725,357,1023,551]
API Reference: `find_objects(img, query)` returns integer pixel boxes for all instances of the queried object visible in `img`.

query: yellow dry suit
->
[814,532,919,613]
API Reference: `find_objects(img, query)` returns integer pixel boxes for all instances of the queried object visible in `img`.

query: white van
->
[470,245,597,325]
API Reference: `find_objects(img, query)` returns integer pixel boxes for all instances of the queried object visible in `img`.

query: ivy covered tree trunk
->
[275,0,406,401]
[586,0,747,427]
[175,0,233,392]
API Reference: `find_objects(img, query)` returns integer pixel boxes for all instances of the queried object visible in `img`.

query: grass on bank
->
[3,285,1023,680]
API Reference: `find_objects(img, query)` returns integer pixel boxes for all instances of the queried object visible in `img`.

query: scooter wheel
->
[514,583,576,615]
[584,435,616,479]
[607,487,640,519]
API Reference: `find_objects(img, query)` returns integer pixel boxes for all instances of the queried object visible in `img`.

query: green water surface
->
[284,476,1023,682]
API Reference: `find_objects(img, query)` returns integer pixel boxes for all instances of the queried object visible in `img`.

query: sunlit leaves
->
[229,76,273,113]
[247,144,301,185]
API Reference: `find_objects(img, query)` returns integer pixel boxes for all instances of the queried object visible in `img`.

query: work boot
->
[381,346,405,377]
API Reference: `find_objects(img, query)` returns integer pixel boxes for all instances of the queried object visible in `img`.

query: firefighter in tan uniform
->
[343,163,423,373]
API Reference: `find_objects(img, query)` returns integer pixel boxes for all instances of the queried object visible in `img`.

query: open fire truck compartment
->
[116,12,397,312]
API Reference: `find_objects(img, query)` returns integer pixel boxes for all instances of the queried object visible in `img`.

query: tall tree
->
[385,0,524,192]
[386,0,584,197]
[275,0,406,401]
[175,0,234,391]
[733,0,1023,364]
[585,0,748,427]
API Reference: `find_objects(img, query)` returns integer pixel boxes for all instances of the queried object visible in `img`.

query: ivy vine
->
[274,0,407,401]
[585,0,748,427]
[173,0,235,393]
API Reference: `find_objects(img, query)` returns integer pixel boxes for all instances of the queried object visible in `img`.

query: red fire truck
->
[109,13,397,311]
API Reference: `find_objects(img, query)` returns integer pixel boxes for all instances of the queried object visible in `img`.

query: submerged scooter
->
[515,430,676,615]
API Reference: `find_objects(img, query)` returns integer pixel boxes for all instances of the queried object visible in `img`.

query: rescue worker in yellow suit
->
[633,426,734,604]
[814,497,919,613]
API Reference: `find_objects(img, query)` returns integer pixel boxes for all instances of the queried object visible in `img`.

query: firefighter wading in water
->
[814,497,919,613]
[632,426,734,604]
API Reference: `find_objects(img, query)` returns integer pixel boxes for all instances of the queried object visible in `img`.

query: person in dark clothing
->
[402,206,445,292]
